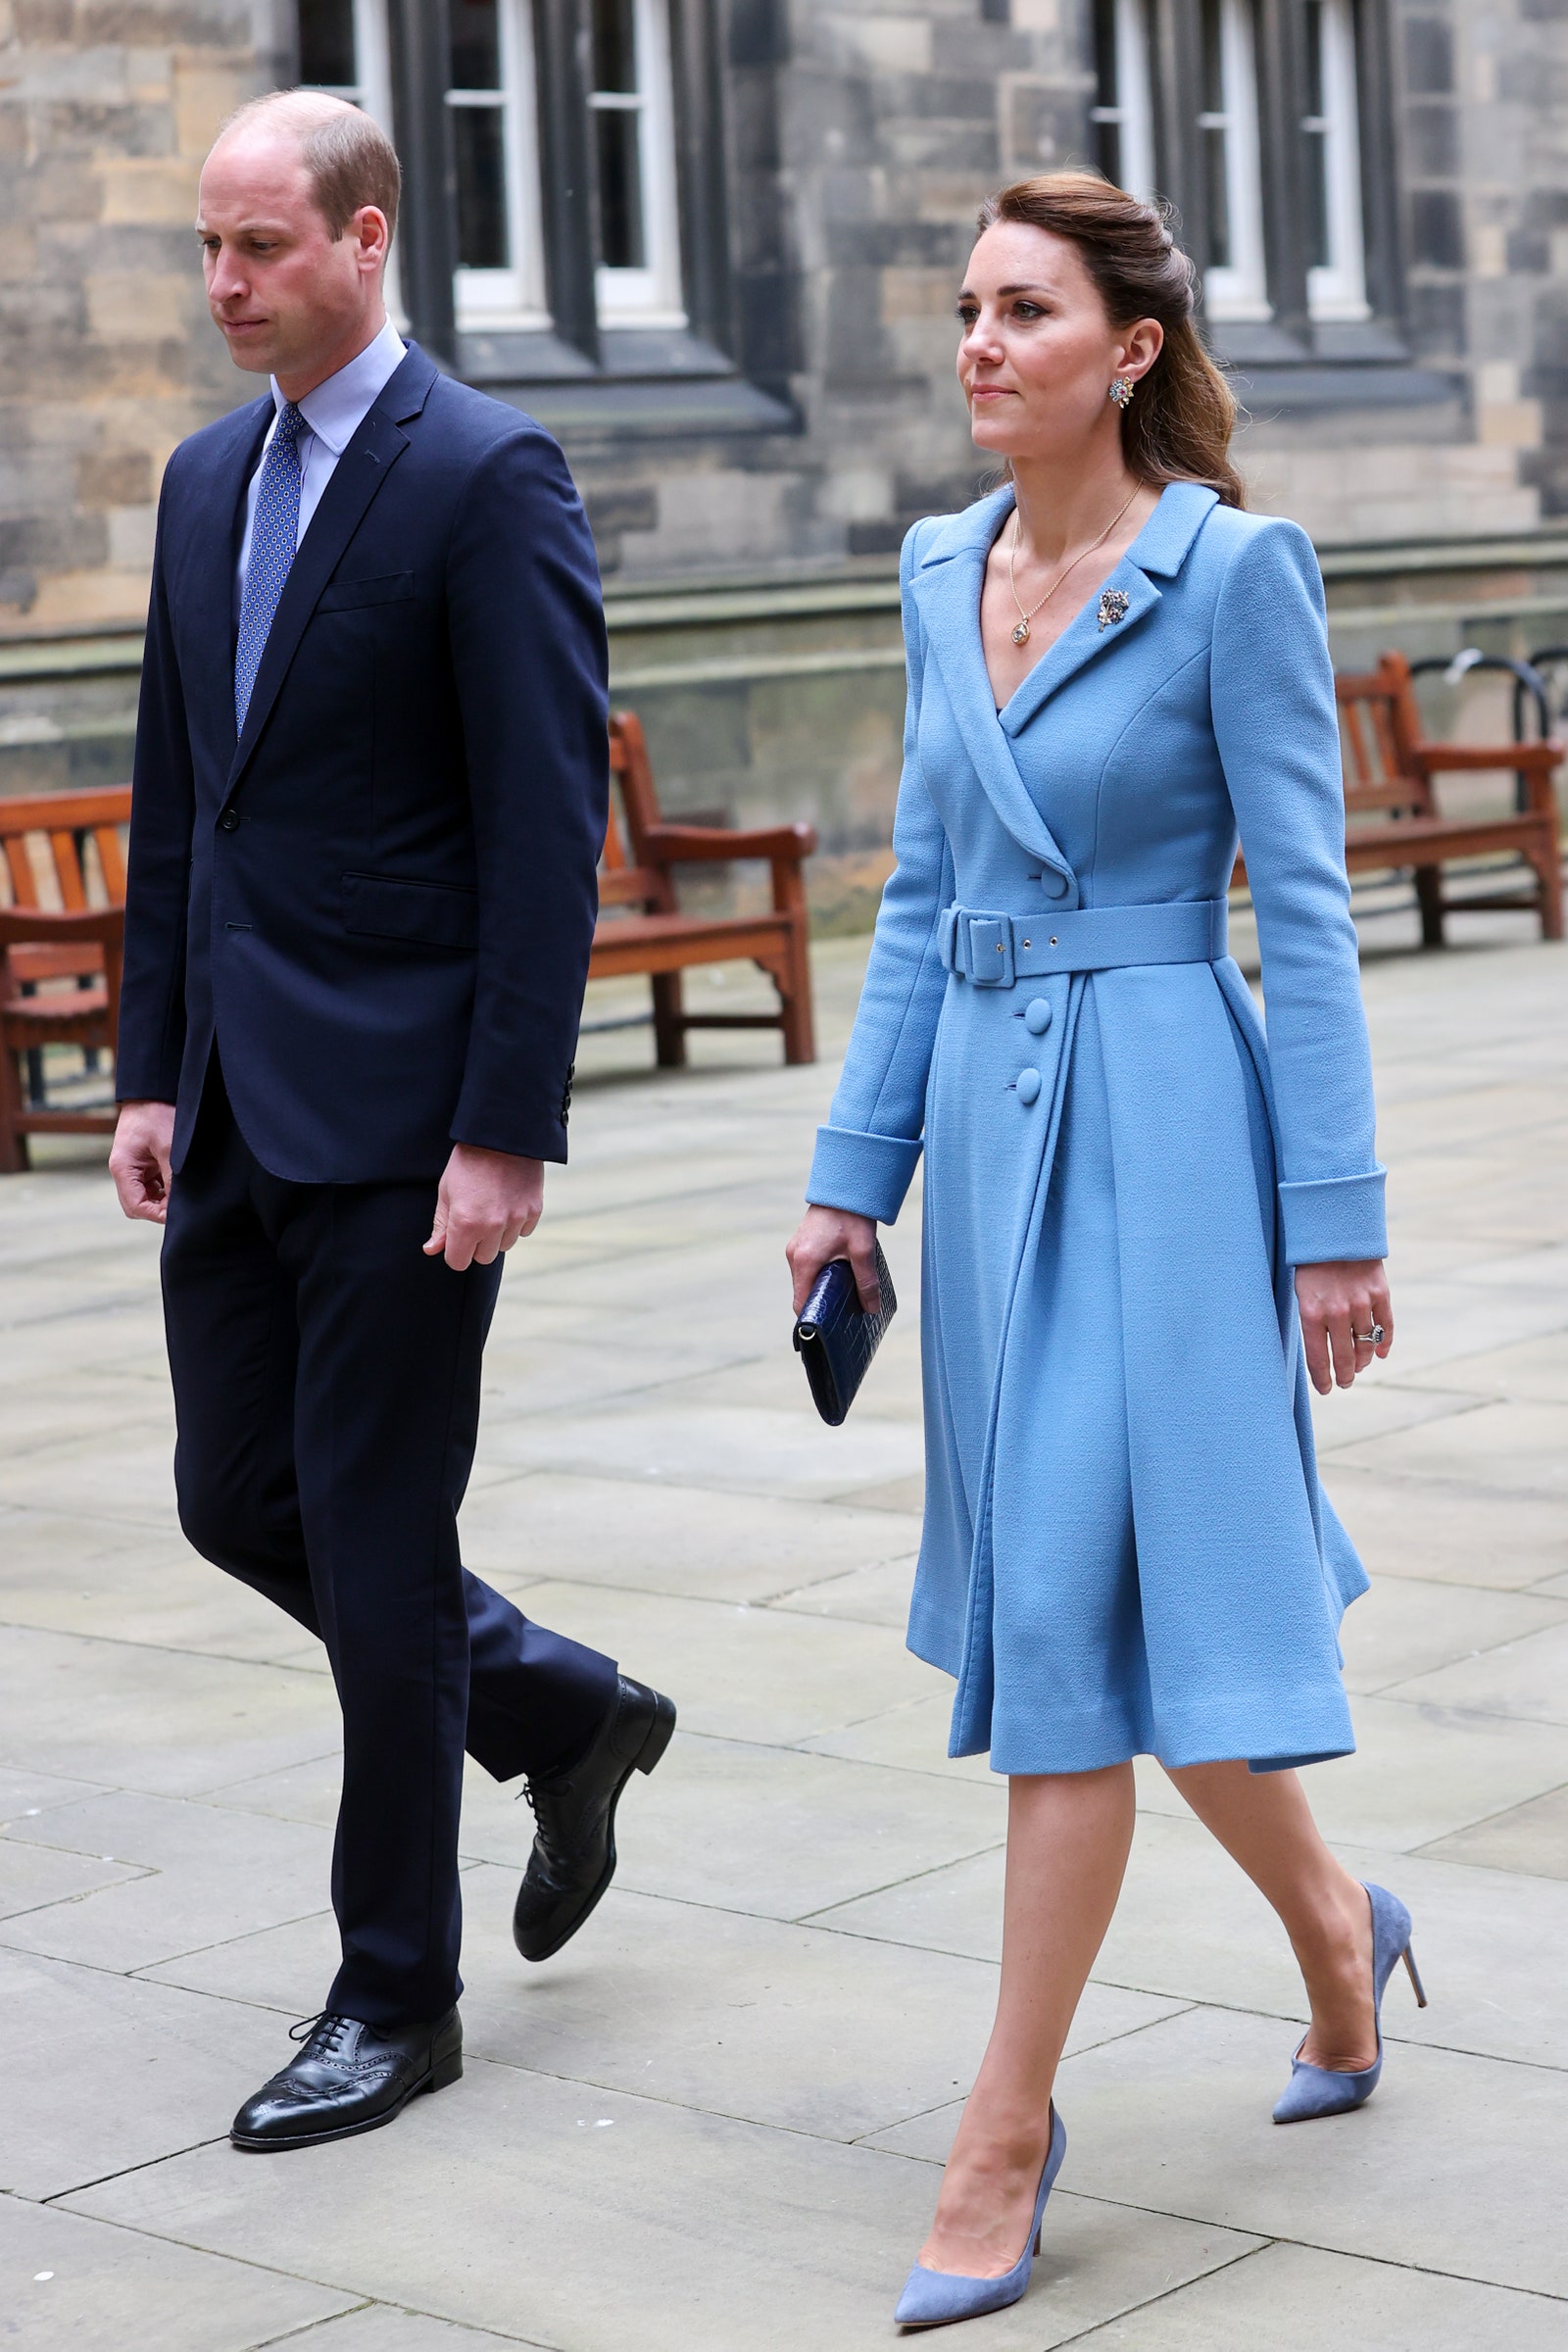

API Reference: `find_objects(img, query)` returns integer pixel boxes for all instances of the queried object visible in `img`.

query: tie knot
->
[275,400,304,449]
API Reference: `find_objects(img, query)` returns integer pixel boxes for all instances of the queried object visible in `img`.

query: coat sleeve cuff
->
[807,1125,922,1224]
[1278,1169,1388,1265]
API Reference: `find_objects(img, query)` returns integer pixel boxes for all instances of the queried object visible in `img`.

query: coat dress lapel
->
[908,492,1078,896]
[910,481,1222,878]
[226,344,439,795]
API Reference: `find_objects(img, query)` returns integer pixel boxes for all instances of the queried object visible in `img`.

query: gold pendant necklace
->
[1007,486,1141,647]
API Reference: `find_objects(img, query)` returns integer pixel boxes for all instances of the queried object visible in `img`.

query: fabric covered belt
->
[939,898,1228,988]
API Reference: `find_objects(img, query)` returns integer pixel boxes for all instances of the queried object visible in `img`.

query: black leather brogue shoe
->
[230,2006,463,2151]
[513,1674,676,1963]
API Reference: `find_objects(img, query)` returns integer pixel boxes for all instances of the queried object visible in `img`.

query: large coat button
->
[1024,998,1053,1035]
[1016,1067,1042,1104]
[1043,870,1069,899]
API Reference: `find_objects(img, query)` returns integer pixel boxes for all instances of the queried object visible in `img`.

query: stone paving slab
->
[0,2194,358,2352]
[3,930,1566,2346]
[64,2057,1262,2352]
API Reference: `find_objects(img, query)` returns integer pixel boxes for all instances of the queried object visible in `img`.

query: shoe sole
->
[229,2048,464,2152]
[516,1691,677,1965]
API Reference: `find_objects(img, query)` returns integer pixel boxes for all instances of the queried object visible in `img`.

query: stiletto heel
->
[1403,1944,1428,2008]
[1272,1883,1424,2125]
[894,2107,1066,2330]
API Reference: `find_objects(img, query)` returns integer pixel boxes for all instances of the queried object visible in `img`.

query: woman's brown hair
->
[976,171,1245,509]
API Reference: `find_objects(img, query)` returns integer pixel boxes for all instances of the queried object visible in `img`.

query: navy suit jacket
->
[118,343,609,1180]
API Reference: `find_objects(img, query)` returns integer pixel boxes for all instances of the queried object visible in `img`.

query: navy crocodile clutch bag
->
[793,1243,898,1426]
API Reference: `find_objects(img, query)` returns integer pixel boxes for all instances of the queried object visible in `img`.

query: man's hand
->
[1294,1258,1394,1396]
[109,1101,176,1225]
[787,1203,882,1316]
[425,1143,545,1270]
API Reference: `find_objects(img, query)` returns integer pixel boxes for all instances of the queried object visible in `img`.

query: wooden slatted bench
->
[594,710,817,1064]
[1,786,130,1172]
[1234,650,1564,942]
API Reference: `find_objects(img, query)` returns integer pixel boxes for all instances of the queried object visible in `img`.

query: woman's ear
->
[1116,316,1164,385]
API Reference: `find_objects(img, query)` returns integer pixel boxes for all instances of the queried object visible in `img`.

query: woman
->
[787,173,1423,2331]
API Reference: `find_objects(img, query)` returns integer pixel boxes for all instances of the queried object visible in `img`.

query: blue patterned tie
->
[234,401,305,732]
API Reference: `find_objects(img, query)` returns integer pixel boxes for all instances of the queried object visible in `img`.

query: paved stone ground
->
[2,911,1566,2352]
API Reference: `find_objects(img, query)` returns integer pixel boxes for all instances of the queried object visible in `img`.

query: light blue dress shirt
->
[235,317,406,606]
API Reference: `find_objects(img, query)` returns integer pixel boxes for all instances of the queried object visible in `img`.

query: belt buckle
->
[966,914,1014,988]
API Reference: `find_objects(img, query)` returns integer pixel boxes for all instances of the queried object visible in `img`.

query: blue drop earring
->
[1108,375,1136,411]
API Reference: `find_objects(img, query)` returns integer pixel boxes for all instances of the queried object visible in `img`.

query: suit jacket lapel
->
[183,397,270,764]
[909,502,1078,890]
[225,346,438,792]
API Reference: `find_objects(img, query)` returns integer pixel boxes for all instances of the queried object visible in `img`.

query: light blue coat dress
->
[807,482,1387,1777]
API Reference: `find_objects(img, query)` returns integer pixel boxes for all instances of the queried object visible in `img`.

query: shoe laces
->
[519,1777,572,1857]
[289,2011,353,2057]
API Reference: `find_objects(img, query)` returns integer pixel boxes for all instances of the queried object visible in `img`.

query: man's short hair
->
[217,89,401,246]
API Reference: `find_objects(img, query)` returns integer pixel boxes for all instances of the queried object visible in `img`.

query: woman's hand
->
[1294,1259,1393,1396]
[787,1204,881,1316]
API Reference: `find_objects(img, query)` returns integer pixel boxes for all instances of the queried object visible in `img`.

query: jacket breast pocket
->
[342,871,478,952]
[317,571,416,613]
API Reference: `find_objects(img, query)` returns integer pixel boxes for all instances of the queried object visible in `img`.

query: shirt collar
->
[272,318,407,454]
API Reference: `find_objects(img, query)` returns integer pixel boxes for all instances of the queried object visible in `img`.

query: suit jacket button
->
[1016,1067,1042,1105]
[1024,998,1053,1035]
[218,807,240,832]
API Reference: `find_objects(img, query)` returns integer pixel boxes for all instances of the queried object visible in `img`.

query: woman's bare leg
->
[1164,1760,1376,2071]
[918,1762,1136,2278]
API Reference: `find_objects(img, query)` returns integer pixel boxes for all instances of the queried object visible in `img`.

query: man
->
[110,89,674,2152]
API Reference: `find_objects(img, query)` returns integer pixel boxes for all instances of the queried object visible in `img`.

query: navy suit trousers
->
[160,1057,618,2026]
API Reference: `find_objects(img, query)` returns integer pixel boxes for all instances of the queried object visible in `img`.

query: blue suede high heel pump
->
[893,2106,1066,2330]
[1273,1881,1427,2125]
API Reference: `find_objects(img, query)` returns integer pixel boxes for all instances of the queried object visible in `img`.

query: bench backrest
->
[601,712,675,914]
[1335,654,1436,822]
[0,785,132,914]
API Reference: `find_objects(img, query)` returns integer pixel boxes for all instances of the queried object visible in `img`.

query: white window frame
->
[300,0,405,325]
[1089,0,1156,204]
[447,0,551,331]
[591,0,686,327]
[1200,0,1271,323]
[1303,0,1370,321]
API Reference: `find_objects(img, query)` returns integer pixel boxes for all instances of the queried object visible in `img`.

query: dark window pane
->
[595,110,645,268]
[1203,128,1230,267]
[1302,2,1329,269]
[1304,0,1326,116]
[1094,0,1118,106]
[1200,0,1225,115]
[451,0,503,90]
[1303,129,1330,267]
[453,106,510,267]
[592,0,639,96]
[1095,119,1123,187]
[299,0,357,85]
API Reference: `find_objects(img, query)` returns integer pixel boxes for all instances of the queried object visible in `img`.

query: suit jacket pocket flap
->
[317,570,416,612]
[343,871,478,950]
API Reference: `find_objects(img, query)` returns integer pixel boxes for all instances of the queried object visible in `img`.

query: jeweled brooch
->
[1098,590,1131,631]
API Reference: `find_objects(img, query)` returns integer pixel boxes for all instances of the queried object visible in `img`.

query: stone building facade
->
[1,0,1565,896]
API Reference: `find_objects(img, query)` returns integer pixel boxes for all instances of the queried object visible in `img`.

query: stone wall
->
[0,1,285,633]
[1,1,1564,622]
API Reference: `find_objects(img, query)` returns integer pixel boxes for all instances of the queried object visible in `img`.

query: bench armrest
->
[641,821,818,865]
[1409,737,1564,818]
